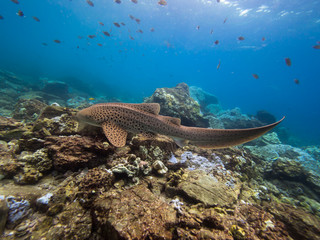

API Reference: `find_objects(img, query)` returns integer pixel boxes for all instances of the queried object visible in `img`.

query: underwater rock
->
[0,162,21,180]
[12,99,47,122]
[42,80,69,100]
[77,168,114,208]
[36,193,53,212]
[267,202,320,240]
[304,145,320,161]
[31,106,79,138]
[144,82,209,127]
[189,85,220,114]
[45,135,111,171]
[32,201,92,239]
[66,96,89,109]
[244,143,320,174]
[6,196,31,227]
[93,184,176,239]
[206,115,225,129]
[271,157,308,180]
[152,160,168,175]
[13,166,43,185]
[251,132,282,146]
[166,170,239,207]
[217,107,261,129]
[0,196,8,234]
[256,110,277,125]
[16,137,45,153]
[18,148,52,173]
[37,105,75,120]
[131,134,176,161]
[0,116,28,141]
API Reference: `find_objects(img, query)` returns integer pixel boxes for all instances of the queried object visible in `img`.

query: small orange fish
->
[238,36,245,41]
[135,18,141,24]
[285,57,291,66]
[97,43,102,46]
[103,31,110,37]
[120,22,125,26]
[150,28,155,32]
[114,22,120,27]
[89,97,95,100]
[312,45,320,49]
[16,10,24,17]
[129,15,135,20]
[294,79,299,84]
[137,29,143,34]
[223,17,227,23]
[54,39,61,43]
[11,0,19,4]
[32,16,40,22]
[114,0,121,3]
[158,0,167,6]
[88,34,96,39]
[86,0,94,7]
[214,40,219,45]
[262,37,265,41]
[99,22,104,26]
[131,0,138,3]
[252,73,259,79]
[217,60,221,70]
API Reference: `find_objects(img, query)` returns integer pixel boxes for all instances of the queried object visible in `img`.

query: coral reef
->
[12,99,47,122]
[93,184,177,239]
[256,110,277,125]
[144,82,209,127]
[189,85,220,114]
[217,107,262,129]
[0,79,320,240]
[45,135,110,171]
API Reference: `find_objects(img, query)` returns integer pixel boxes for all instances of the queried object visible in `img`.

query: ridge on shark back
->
[77,102,284,149]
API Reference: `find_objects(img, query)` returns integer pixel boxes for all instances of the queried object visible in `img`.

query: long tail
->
[188,117,285,149]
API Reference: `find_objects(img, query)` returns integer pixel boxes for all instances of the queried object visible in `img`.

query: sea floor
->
[0,70,320,239]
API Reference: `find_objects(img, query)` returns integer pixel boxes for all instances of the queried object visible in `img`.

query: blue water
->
[0,0,320,145]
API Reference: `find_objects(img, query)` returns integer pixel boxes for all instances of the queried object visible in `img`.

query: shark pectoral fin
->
[101,122,128,147]
[172,137,189,148]
[77,121,87,131]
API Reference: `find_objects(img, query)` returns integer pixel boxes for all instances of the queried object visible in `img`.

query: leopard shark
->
[77,102,284,148]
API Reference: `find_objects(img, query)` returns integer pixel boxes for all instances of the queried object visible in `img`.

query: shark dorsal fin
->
[160,116,181,126]
[101,121,128,147]
[129,103,160,115]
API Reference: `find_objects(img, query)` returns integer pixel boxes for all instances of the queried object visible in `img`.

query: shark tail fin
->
[189,116,285,149]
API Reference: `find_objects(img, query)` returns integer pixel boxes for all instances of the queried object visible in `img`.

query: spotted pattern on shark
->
[77,103,284,149]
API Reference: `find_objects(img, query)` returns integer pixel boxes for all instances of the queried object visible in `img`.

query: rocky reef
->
[144,83,209,127]
[0,79,320,239]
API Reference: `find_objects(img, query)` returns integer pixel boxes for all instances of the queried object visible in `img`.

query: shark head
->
[77,106,101,127]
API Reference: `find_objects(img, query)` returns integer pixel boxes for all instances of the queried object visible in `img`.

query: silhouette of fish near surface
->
[77,103,284,148]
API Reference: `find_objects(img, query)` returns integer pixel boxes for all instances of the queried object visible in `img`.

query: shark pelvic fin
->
[172,137,189,148]
[101,121,128,147]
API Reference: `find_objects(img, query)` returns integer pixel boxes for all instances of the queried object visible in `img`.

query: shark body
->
[77,103,284,148]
